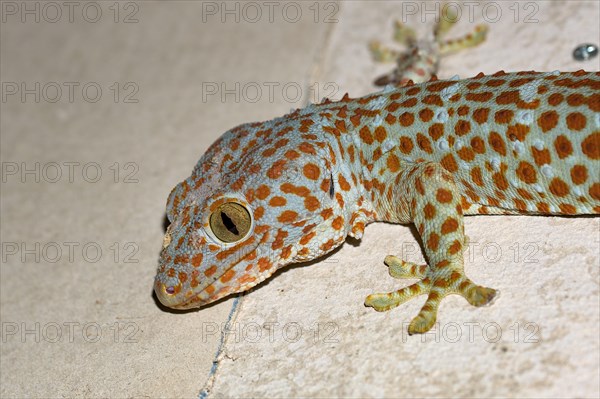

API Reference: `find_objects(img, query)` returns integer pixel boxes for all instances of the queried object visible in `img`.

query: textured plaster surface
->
[1,1,599,398]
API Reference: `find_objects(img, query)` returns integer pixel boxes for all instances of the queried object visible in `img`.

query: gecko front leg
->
[365,162,497,334]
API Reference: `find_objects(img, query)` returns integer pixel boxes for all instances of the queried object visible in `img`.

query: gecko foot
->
[365,268,497,335]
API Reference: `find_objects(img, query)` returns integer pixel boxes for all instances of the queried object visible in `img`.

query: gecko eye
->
[209,202,252,243]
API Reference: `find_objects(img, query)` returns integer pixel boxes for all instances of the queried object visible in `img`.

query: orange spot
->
[386,102,400,112]
[419,108,434,122]
[549,178,569,197]
[466,92,494,102]
[277,210,298,223]
[374,126,387,142]
[304,196,320,211]
[559,204,577,215]
[321,208,333,219]
[590,183,600,201]
[406,86,421,96]
[299,142,316,154]
[471,167,484,186]
[255,185,271,200]
[448,240,462,255]
[422,94,443,106]
[359,126,374,145]
[454,120,471,136]
[537,111,559,132]
[299,231,316,245]
[493,171,509,190]
[570,165,588,185]
[262,147,276,157]
[303,163,321,180]
[566,112,587,131]
[220,269,235,283]
[399,112,415,127]
[267,159,287,179]
[427,232,440,251]
[191,253,203,267]
[547,93,563,106]
[281,246,293,259]
[257,257,271,272]
[204,265,217,277]
[516,161,537,184]
[280,183,310,197]
[457,147,475,162]
[332,216,344,230]
[401,98,417,107]
[387,153,400,173]
[441,218,458,234]
[531,147,551,166]
[338,175,351,191]
[494,109,513,124]
[567,93,586,106]
[489,132,506,156]
[485,79,506,87]
[269,196,287,207]
[415,177,425,195]
[513,199,527,211]
[423,203,436,220]
[285,150,300,160]
[581,132,599,159]
[471,137,485,153]
[254,206,264,220]
[436,188,453,203]
[554,135,573,159]
[428,123,444,140]
[416,133,432,153]
[399,136,414,154]
[205,285,215,295]
[472,108,489,124]
[440,154,458,173]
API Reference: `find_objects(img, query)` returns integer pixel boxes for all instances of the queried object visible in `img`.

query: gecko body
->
[155,70,599,334]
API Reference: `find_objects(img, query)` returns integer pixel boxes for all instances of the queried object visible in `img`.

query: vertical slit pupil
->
[220,212,239,236]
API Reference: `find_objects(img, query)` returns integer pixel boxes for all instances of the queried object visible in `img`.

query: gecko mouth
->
[158,233,266,309]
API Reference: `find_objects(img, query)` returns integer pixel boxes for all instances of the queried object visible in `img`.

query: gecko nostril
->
[165,286,175,295]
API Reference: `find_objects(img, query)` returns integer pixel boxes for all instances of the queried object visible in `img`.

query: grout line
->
[198,295,242,399]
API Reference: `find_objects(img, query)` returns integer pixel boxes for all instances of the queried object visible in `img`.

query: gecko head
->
[155,124,357,310]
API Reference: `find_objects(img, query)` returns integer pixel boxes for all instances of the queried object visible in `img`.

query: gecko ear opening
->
[209,202,252,243]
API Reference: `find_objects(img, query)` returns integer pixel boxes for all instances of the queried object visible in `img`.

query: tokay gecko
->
[155,70,600,334]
